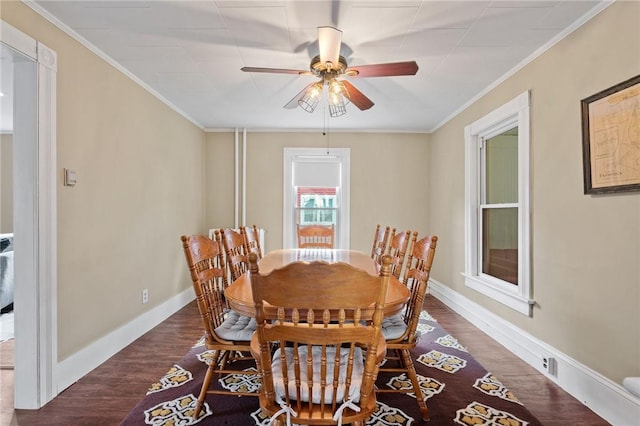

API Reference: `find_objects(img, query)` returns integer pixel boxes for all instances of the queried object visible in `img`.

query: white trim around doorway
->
[0,20,58,409]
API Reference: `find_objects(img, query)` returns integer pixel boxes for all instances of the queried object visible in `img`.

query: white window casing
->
[283,148,350,250]
[463,91,533,316]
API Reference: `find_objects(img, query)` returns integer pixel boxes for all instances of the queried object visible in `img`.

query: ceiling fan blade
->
[346,61,418,78]
[341,80,374,111]
[283,82,318,109]
[241,66,308,75]
[318,26,342,67]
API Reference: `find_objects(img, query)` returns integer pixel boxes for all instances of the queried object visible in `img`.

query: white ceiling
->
[23,0,606,132]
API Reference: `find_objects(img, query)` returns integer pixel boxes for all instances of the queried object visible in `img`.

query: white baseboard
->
[428,279,640,426]
[55,288,195,393]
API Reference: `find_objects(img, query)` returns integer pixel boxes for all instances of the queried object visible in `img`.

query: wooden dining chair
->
[220,228,250,281]
[241,224,263,259]
[248,252,392,426]
[180,233,259,418]
[371,224,391,264]
[376,234,438,421]
[296,223,335,249]
[386,228,413,279]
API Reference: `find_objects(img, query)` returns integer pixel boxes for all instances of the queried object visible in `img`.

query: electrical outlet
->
[543,356,556,376]
[142,289,149,304]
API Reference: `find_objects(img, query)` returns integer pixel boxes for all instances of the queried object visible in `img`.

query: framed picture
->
[581,74,640,194]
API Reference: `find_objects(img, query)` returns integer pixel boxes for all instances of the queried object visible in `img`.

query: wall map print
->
[581,74,640,194]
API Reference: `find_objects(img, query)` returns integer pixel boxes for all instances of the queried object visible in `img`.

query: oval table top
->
[225,248,410,318]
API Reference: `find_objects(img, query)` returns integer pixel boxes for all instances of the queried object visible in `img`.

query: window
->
[297,187,337,226]
[464,91,533,316]
[283,148,350,249]
[482,130,518,284]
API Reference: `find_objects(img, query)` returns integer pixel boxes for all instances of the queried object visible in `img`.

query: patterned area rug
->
[120,311,543,425]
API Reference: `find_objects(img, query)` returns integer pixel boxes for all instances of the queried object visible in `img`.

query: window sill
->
[462,273,534,316]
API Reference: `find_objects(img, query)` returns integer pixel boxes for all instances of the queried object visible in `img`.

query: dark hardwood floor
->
[0,296,609,425]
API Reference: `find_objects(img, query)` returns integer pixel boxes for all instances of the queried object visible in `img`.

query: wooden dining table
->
[225,248,410,318]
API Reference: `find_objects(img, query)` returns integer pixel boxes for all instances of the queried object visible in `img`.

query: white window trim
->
[463,91,533,316]
[283,148,350,249]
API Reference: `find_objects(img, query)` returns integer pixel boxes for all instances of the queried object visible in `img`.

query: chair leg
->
[194,363,216,418]
[206,349,223,370]
[401,348,430,421]
[218,350,231,371]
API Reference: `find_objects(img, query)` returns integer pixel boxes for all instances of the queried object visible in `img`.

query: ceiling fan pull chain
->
[321,103,329,154]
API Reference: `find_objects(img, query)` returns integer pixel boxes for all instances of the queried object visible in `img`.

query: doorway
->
[0,43,19,374]
[1,20,58,409]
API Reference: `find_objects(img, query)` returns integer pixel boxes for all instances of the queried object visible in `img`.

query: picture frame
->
[581,74,640,194]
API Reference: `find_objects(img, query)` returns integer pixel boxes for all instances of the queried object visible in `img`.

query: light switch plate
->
[64,168,77,186]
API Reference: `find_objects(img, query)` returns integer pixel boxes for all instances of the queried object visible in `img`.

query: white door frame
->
[283,147,350,249]
[1,20,58,408]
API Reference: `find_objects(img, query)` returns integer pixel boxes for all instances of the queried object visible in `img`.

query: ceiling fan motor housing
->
[310,55,352,77]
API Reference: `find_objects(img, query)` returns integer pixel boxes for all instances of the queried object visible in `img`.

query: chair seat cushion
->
[214,310,257,341]
[272,345,363,404]
[381,313,408,340]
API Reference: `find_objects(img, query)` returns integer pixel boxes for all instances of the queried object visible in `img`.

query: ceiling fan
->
[241,26,419,117]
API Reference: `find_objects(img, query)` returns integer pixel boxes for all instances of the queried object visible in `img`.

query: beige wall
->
[205,132,431,253]
[2,2,206,360]
[204,132,236,231]
[429,1,640,384]
[0,134,13,233]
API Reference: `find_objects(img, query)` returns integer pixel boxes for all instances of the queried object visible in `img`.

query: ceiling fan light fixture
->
[329,79,346,97]
[328,80,347,117]
[298,81,324,113]
[328,96,347,117]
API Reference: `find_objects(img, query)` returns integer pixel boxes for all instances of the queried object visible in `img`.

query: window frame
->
[463,91,533,316]
[283,148,350,249]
